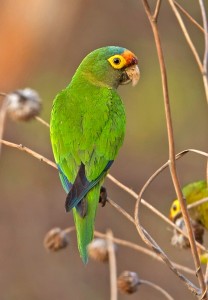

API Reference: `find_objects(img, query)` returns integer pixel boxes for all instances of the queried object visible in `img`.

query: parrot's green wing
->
[51,85,125,190]
[50,84,125,263]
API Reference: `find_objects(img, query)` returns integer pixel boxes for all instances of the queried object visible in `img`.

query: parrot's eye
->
[172,204,177,211]
[108,55,127,69]
[113,57,121,65]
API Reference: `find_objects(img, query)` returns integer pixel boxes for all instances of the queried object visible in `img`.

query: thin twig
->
[0,139,57,169]
[174,1,205,33]
[207,162,208,188]
[153,0,162,21]
[168,0,203,73]
[199,0,208,76]
[139,279,174,300]
[35,116,50,128]
[187,149,208,157]
[205,266,208,286]
[199,3,208,286]
[187,197,208,211]
[0,99,7,154]
[63,226,75,234]
[106,230,117,300]
[199,0,208,104]
[140,1,206,296]
[198,0,208,194]
[108,198,134,223]
[0,92,7,98]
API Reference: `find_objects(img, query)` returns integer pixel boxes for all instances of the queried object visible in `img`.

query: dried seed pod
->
[171,217,204,249]
[5,88,41,121]
[117,271,140,294]
[88,238,116,262]
[44,228,69,252]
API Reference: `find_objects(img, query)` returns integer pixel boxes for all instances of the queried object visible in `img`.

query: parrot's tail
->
[73,184,100,264]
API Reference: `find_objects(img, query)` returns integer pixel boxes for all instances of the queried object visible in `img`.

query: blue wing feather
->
[65,160,113,212]
[57,164,72,193]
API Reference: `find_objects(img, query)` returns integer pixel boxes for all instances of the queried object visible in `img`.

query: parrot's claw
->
[99,186,108,207]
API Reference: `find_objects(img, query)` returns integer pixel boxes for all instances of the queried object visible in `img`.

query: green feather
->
[73,184,101,264]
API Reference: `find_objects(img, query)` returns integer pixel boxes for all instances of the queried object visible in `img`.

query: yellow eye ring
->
[108,55,127,70]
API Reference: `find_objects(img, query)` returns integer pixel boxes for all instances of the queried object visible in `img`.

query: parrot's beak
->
[121,65,140,87]
[169,213,173,221]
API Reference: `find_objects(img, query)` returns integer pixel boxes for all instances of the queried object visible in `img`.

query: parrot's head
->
[77,46,140,89]
[169,199,181,222]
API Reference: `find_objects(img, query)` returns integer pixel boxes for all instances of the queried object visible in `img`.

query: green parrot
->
[170,180,208,227]
[169,180,208,263]
[50,46,140,263]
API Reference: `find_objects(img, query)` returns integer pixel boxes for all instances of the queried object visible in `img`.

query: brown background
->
[0,1,208,299]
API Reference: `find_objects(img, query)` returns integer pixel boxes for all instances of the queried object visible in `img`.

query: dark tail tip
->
[65,196,71,212]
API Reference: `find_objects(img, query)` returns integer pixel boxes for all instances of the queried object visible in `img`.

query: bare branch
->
[153,0,162,21]
[199,0,208,104]
[108,198,134,223]
[35,116,50,128]
[0,139,57,169]
[168,0,203,73]
[174,1,205,33]
[139,279,174,300]
[187,197,208,211]
[0,92,7,98]
[199,0,208,73]
[198,0,208,198]
[0,99,7,154]
[106,230,117,300]
[207,161,208,188]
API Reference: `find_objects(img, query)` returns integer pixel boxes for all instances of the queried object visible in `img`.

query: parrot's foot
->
[99,186,108,207]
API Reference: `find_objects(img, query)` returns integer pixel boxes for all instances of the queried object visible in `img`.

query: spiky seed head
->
[117,271,140,294]
[5,88,41,121]
[44,228,69,252]
[88,238,116,263]
[171,217,204,249]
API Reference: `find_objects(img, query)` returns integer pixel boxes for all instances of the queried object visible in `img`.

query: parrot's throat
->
[80,71,113,88]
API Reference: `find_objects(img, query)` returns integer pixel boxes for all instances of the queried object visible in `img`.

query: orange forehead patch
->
[122,50,138,66]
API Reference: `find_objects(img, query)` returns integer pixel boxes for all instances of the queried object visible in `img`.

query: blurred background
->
[0,0,207,299]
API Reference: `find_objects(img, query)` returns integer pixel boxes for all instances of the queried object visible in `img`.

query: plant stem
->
[174,1,204,33]
[140,279,174,300]
[0,99,7,154]
[106,230,117,300]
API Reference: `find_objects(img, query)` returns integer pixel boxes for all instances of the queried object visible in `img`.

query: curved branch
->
[140,279,174,300]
